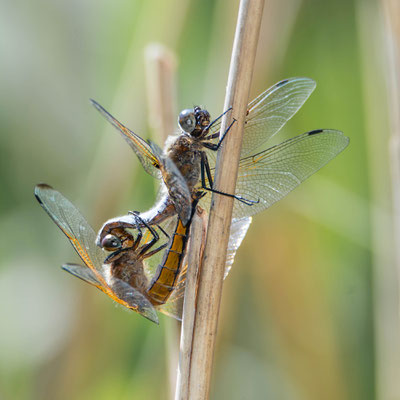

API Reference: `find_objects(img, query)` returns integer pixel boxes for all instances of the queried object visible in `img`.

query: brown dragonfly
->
[35,184,250,323]
[92,77,349,246]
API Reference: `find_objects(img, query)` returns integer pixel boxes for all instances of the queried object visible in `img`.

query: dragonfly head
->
[101,228,135,252]
[178,106,211,137]
[101,234,122,251]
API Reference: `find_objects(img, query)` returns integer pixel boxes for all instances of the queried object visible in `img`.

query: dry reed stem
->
[187,0,265,398]
[145,44,177,142]
[175,208,208,400]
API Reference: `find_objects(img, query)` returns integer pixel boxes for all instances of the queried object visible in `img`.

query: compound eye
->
[101,234,122,251]
[178,109,196,133]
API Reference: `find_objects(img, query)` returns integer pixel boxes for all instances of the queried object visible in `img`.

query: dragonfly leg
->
[200,152,259,206]
[133,213,172,259]
[202,118,237,151]
[141,242,169,260]
[204,106,232,131]
[140,221,172,259]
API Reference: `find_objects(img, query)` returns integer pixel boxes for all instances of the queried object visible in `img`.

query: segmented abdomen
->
[146,218,188,305]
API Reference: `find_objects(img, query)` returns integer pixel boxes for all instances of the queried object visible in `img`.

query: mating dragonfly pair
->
[35,77,349,324]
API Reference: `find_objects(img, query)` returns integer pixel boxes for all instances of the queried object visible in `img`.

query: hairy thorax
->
[110,251,149,295]
[165,134,203,193]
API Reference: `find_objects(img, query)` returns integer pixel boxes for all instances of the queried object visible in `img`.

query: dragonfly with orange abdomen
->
[35,184,250,323]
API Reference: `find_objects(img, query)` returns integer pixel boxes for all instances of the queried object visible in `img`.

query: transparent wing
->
[62,263,102,287]
[208,78,316,158]
[157,281,185,321]
[108,277,159,324]
[35,184,105,273]
[36,184,159,323]
[200,130,349,219]
[224,217,252,279]
[158,216,252,320]
[241,77,316,156]
[91,100,161,179]
[233,129,349,218]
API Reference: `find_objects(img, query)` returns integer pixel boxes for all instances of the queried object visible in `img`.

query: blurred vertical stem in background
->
[381,1,400,293]
[83,1,190,222]
[357,0,400,398]
[187,0,264,399]
[144,43,179,400]
[145,44,177,142]
[382,0,400,396]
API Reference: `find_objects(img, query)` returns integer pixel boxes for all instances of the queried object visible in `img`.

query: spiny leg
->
[131,213,172,258]
[204,106,232,131]
[200,152,259,206]
[141,222,171,259]
[202,118,237,151]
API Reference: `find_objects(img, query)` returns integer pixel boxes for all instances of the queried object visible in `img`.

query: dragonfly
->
[93,77,349,246]
[35,184,250,323]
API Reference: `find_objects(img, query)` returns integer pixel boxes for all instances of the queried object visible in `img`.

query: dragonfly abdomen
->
[146,218,189,305]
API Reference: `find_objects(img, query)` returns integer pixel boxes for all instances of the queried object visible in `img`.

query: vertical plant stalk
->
[187,0,265,399]
[145,44,177,142]
[175,208,208,400]
[382,1,400,395]
[144,43,179,400]
[358,1,400,398]
[382,0,400,298]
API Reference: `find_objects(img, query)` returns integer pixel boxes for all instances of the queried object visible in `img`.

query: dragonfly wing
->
[158,216,251,320]
[35,185,159,322]
[207,78,316,159]
[230,129,349,219]
[62,263,102,287]
[157,282,184,321]
[241,77,316,156]
[91,100,161,179]
[224,217,252,279]
[109,277,159,324]
[35,184,105,273]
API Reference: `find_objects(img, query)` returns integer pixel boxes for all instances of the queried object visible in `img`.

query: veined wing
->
[208,78,316,158]
[242,77,316,156]
[91,100,161,179]
[225,217,252,278]
[199,129,349,219]
[158,217,252,321]
[108,278,159,324]
[62,263,102,286]
[157,280,185,321]
[35,184,158,323]
[35,184,105,273]
[231,129,349,218]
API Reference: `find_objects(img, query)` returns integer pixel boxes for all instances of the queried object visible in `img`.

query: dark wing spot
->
[276,79,289,87]
[308,129,324,135]
[34,183,53,203]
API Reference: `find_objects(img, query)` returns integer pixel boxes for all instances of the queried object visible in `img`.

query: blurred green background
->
[1,0,398,399]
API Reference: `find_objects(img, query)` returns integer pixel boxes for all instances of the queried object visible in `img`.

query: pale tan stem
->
[187,0,265,399]
[175,208,208,400]
[145,43,177,142]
